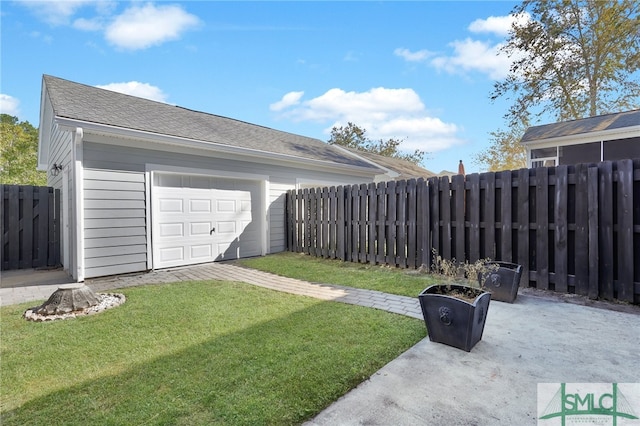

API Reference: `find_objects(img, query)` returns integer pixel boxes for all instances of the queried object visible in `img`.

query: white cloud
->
[394,48,433,62]
[105,3,201,50]
[0,94,20,116]
[468,13,530,36]
[95,82,168,103]
[17,1,199,50]
[431,38,512,80]
[424,13,532,81]
[73,17,105,32]
[270,91,304,112]
[272,87,463,152]
[16,0,93,26]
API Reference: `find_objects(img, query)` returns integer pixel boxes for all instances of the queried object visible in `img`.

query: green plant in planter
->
[417,251,499,352]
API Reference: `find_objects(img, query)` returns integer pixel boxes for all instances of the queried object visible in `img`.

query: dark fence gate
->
[1,185,61,270]
[286,159,640,305]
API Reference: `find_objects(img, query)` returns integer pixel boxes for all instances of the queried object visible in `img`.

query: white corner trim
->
[262,179,270,256]
[145,170,153,270]
[73,127,85,282]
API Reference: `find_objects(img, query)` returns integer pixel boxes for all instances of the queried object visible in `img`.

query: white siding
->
[83,169,148,278]
[268,178,294,252]
[82,137,373,261]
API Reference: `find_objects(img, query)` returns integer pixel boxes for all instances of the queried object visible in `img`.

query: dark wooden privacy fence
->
[286,158,640,304]
[1,185,60,270]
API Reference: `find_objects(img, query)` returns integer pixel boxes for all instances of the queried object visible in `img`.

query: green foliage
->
[1,280,425,424]
[328,122,426,165]
[493,0,640,125]
[473,123,527,172]
[429,249,498,289]
[0,114,46,186]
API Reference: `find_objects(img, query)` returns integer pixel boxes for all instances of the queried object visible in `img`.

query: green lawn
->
[1,280,425,425]
[238,251,441,297]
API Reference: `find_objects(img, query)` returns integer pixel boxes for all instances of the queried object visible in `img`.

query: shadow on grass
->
[2,295,424,425]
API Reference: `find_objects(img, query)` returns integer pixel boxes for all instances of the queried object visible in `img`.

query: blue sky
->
[1,1,537,174]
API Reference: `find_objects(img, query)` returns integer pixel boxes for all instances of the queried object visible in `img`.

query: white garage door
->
[152,173,262,269]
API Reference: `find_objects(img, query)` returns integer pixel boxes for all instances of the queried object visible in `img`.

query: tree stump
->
[34,283,101,315]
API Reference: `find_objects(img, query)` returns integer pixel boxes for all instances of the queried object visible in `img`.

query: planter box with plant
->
[479,261,524,303]
[417,252,498,352]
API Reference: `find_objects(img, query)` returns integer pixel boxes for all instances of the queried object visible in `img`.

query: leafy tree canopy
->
[493,0,640,126]
[473,123,528,172]
[328,122,426,165]
[0,114,46,186]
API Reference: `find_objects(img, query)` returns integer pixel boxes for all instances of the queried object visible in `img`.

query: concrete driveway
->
[306,290,640,425]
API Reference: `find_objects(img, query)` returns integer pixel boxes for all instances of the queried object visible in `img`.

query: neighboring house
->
[38,75,392,281]
[520,109,640,168]
[336,146,438,181]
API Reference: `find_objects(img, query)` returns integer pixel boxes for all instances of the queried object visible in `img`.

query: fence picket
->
[440,176,452,261]
[574,163,589,295]
[484,172,496,260]
[616,159,634,302]
[587,167,599,300]
[499,171,513,262]
[598,161,615,300]
[468,174,480,263]
[452,175,465,262]
[554,165,569,293]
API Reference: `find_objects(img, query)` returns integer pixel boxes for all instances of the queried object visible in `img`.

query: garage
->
[152,173,263,269]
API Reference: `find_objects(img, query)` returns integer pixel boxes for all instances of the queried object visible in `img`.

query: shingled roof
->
[339,147,438,180]
[42,75,379,170]
[521,109,640,143]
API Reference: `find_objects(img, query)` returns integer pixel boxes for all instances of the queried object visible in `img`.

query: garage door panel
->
[189,199,211,213]
[160,222,184,237]
[190,222,213,236]
[216,199,236,212]
[153,174,262,268]
[216,221,237,234]
[159,246,184,263]
[191,244,213,259]
[159,198,183,213]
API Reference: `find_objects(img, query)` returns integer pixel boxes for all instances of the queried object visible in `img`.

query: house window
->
[603,137,640,161]
[531,147,558,168]
[559,142,601,165]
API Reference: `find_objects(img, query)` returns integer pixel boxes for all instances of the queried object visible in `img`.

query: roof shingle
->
[43,75,379,169]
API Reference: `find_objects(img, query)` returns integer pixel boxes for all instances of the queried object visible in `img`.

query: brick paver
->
[1,262,422,319]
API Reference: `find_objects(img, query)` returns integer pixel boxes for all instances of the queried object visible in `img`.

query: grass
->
[238,251,441,297]
[1,280,425,425]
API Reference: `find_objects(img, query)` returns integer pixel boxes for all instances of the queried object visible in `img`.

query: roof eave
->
[521,125,640,147]
[54,117,383,177]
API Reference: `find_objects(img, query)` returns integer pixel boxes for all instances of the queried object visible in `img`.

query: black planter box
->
[418,284,491,352]
[480,262,523,303]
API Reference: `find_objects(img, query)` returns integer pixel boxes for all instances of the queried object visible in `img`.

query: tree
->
[493,0,640,126]
[0,114,46,186]
[473,124,528,172]
[328,122,426,165]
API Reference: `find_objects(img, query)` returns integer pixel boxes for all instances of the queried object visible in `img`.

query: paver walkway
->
[0,262,423,319]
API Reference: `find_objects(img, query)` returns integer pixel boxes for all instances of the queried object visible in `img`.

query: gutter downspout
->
[72,127,84,282]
